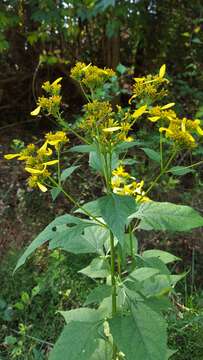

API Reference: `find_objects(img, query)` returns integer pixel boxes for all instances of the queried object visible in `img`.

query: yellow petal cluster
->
[130,64,168,103]
[111,166,150,203]
[70,62,115,91]
[31,78,62,117]
[4,131,68,192]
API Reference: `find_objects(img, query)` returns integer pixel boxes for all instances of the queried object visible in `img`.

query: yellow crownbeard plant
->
[5,62,203,360]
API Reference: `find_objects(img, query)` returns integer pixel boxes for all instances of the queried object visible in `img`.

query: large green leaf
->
[84,285,112,306]
[49,222,97,254]
[130,201,203,232]
[76,194,137,246]
[79,257,110,279]
[49,321,102,360]
[14,215,82,272]
[109,302,167,360]
[60,308,104,324]
[98,194,137,246]
[82,225,110,255]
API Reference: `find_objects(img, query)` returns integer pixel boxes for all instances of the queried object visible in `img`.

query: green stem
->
[160,131,163,171]
[48,176,105,227]
[145,149,177,196]
[57,145,61,186]
[110,230,117,360]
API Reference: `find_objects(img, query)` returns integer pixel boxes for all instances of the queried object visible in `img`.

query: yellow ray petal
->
[148,116,161,122]
[132,105,147,119]
[25,167,44,174]
[159,64,166,78]
[43,160,59,166]
[37,182,48,192]
[161,103,175,110]
[4,153,21,160]
[31,105,41,116]
[52,77,63,86]
[102,126,121,132]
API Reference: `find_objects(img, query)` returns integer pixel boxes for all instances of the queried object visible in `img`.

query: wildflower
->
[31,78,62,117]
[130,64,168,103]
[45,131,68,149]
[70,62,115,91]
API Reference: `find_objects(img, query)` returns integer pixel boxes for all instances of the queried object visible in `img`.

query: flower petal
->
[37,182,48,192]
[159,64,166,78]
[132,105,147,119]
[31,106,41,116]
[25,167,44,174]
[4,153,21,160]
[161,103,175,110]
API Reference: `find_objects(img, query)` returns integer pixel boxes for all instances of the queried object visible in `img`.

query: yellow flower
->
[112,166,130,178]
[45,131,68,149]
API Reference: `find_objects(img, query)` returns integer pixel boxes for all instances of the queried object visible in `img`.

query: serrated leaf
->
[49,321,102,360]
[60,165,79,181]
[79,257,110,279]
[109,302,167,360]
[130,201,203,232]
[60,308,104,324]
[98,194,137,246]
[141,148,161,163]
[14,215,86,272]
[48,222,96,254]
[84,285,112,306]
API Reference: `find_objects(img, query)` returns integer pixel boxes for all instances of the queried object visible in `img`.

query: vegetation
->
[1,2,203,360]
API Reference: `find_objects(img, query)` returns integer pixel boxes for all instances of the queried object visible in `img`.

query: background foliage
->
[0,0,203,123]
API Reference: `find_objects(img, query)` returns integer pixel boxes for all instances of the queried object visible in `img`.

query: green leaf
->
[142,250,181,264]
[89,151,118,173]
[76,194,137,246]
[115,140,145,153]
[82,225,110,254]
[60,308,104,324]
[84,285,112,306]
[141,148,161,163]
[128,267,160,282]
[116,63,127,74]
[14,215,85,272]
[60,165,79,182]
[168,166,195,176]
[49,222,96,254]
[130,201,203,232]
[51,187,61,201]
[49,321,102,360]
[79,257,110,279]
[69,144,96,153]
[109,302,167,360]
[98,194,137,246]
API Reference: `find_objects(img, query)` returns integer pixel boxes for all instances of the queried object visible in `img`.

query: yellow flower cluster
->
[70,62,115,90]
[147,104,203,149]
[130,65,168,103]
[78,100,134,145]
[111,166,150,203]
[31,78,62,117]
[4,131,68,192]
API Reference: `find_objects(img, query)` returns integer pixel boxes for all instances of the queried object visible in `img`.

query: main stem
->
[104,146,117,360]
[110,230,117,359]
